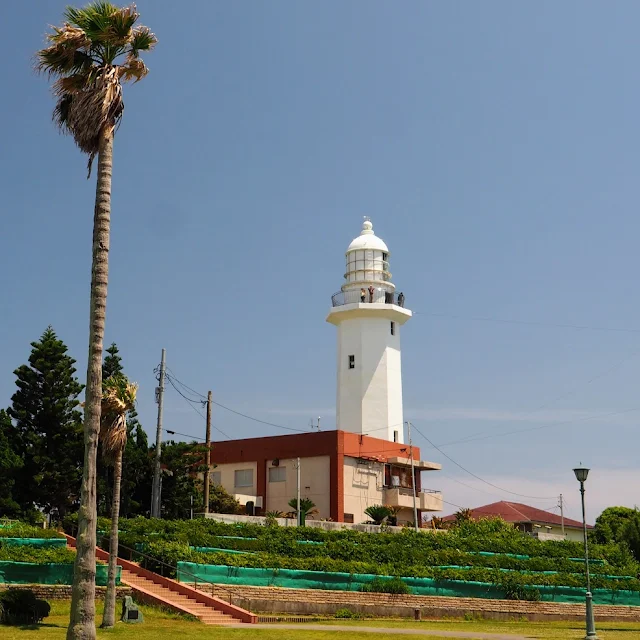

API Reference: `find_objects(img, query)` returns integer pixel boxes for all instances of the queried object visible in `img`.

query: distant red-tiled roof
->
[440,501,593,529]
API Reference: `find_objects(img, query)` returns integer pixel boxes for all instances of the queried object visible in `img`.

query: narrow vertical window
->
[348,355,355,369]
[390,321,395,336]
[393,430,399,443]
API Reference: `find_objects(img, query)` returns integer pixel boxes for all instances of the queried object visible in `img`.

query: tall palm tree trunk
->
[68,128,113,640]
[102,446,123,628]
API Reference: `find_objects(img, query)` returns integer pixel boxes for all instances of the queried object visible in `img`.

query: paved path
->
[231,623,532,639]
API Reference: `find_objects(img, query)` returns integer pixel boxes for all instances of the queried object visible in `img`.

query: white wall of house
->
[209,461,258,504]
[265,456,331,518]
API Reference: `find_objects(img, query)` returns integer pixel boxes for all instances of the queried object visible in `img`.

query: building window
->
[268,466,286,483]
[393,430,399,443]
[390,321,395,335]
[234,469,253,488]
[211,471,221,485]
[348,355,355,369]
[343,513,354,523]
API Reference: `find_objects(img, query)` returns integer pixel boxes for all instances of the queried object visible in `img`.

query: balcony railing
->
[331,288,406,308]
[383,487,443,511]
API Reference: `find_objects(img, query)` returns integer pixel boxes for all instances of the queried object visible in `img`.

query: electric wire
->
[164,372,233,440]
[408,422,556,500]
[436,405,640,448]
[434,346,640,448]
[211,399,310,433]
[164,369,307,436]
[413,311,640,335]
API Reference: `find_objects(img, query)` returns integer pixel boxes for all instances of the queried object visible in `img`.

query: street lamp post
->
[573,467,598,640]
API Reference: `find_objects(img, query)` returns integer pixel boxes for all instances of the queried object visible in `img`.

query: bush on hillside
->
[359,576,410,594]
[0,523,64,539]
[0,546,76,564]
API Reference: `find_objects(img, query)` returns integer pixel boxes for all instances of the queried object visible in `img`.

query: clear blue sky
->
[2,1,639,522]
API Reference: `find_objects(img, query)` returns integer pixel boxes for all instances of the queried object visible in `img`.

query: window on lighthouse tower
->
[348,355,355,369]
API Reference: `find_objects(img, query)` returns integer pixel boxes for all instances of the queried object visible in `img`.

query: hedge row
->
[0,524,64,540]
[134,541,640,592]
[84,516,637,576]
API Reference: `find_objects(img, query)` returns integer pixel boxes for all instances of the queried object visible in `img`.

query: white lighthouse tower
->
[327,219,412,444]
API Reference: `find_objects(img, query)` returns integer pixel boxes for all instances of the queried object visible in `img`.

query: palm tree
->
[364,505,391,526]
[35,5,156,638]
[287,498,318,525]
[99,374,137,628]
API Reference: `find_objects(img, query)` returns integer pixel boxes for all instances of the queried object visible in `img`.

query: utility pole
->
[296,457,301,526]
[203,391,212,514]
[407,421,419,532]
[151,348,166,518]
[559,494,565,537]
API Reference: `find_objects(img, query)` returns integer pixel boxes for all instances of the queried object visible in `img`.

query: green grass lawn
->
[1,601,640,640]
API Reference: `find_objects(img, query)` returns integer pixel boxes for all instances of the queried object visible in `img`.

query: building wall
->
[265,456,331,518]
[209,461,258,504]
[342,457,416,525]
[336,317,404,443]
[533,524,584,543]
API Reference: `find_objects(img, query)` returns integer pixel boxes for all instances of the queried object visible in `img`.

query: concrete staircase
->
[64,534,255,625]
[120,568,239,625]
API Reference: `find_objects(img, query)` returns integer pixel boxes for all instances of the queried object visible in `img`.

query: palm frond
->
[65,2,118,40]
[35,25,92,77]
[99,373,138,461]
[118,55,148,83]
[129,26,157,55]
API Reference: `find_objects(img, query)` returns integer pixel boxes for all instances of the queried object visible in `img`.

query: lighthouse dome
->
[346,219,389,253]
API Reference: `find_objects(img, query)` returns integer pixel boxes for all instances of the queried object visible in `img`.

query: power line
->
[165,368,207,400]
[210,399,309,433]
[437,405,640,448]
[164,428,203,442]
[413,311,640,335]
[166,373,204,406]
[409,422,556,501]
[164,372,233,439]
[434,347,640,449]
[165,369,307,436]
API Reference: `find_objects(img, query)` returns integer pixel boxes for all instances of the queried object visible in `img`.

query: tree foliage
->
[0,410,22,518]
[8,327,84,519]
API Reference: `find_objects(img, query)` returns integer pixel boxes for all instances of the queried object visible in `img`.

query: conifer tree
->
[102,343,123,380]
[8,327,84,519]
[0,409,22,518]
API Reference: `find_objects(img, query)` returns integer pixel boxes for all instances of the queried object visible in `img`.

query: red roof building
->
[440,501,592,542]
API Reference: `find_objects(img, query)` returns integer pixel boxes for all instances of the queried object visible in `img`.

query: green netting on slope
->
[434,565,632,579]
[177,563,640,607]
[0,562,120,586]
[190,547,253,555]
[0,538,67,548]
[468,551,606,566]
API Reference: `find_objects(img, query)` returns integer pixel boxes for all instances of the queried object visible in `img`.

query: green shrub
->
[0,523,63,539]
[0,589,51,625]
[500,576,542,602]
[359,576,410,594]
[335,608,360,619]
[0,546,76,564]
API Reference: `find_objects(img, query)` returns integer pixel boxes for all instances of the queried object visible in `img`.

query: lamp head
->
[573,467,590,483]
